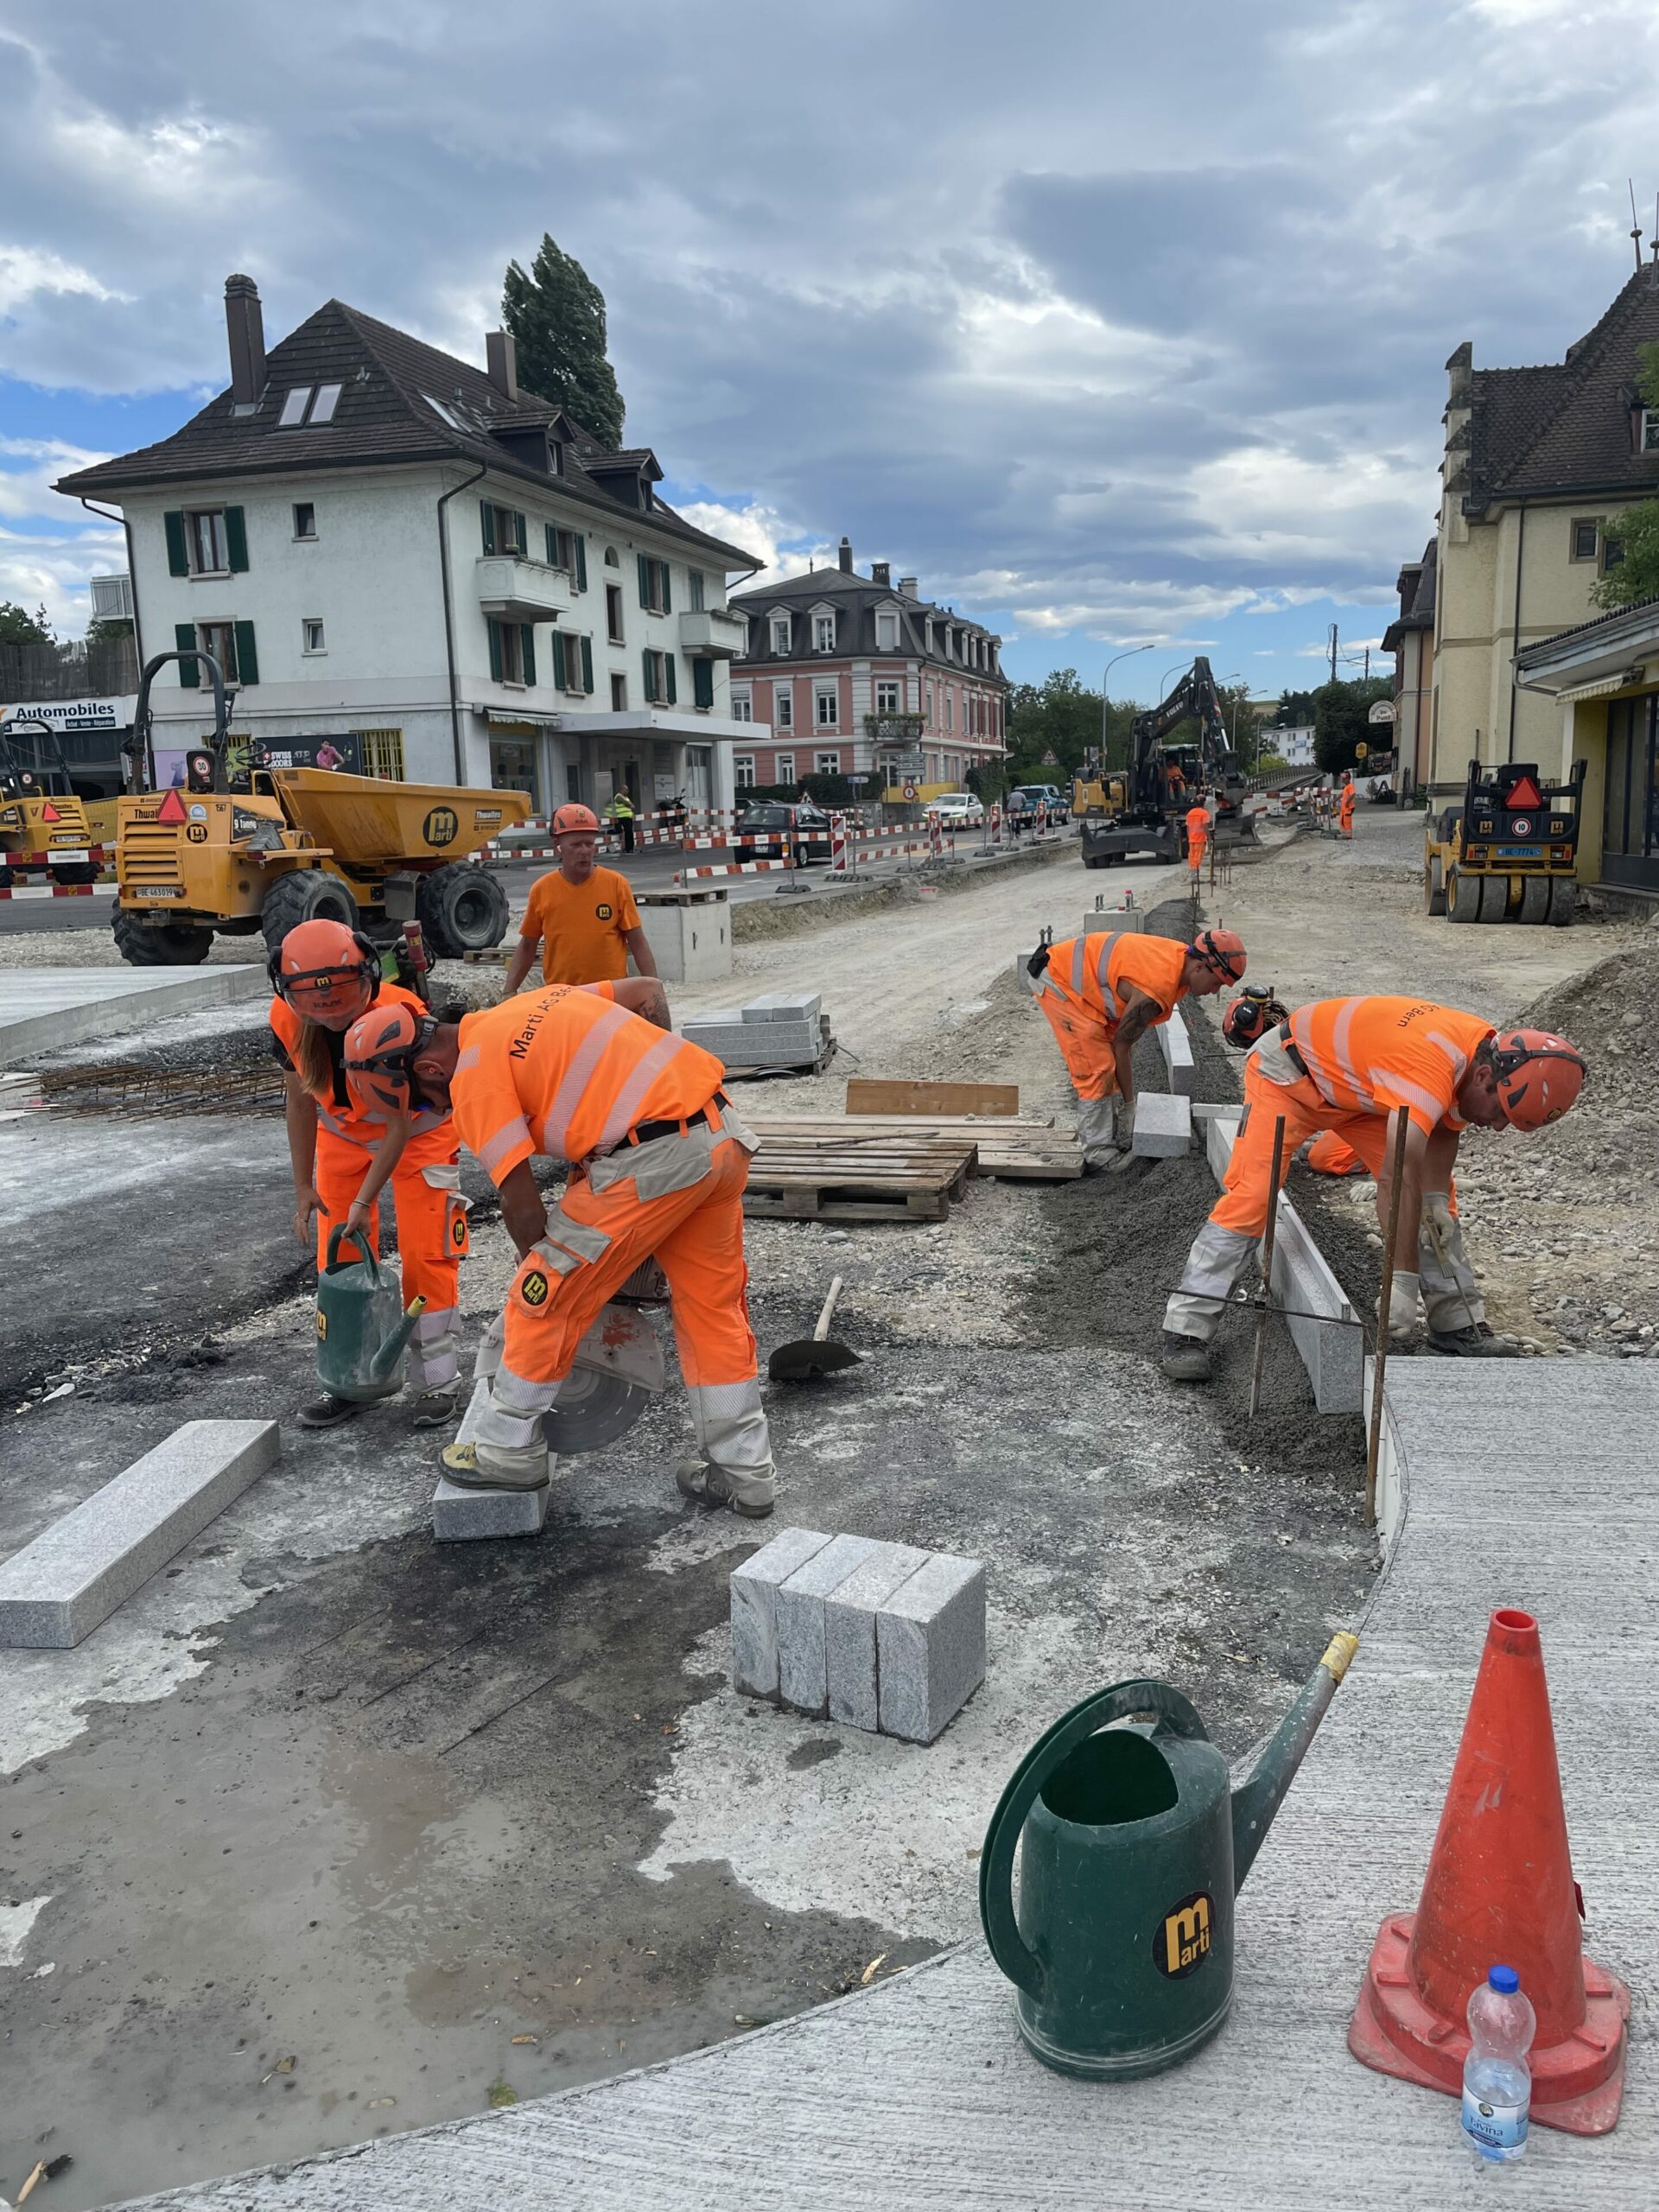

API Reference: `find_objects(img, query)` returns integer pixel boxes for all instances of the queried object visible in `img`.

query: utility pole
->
[1363,645,1370,681]
[1328,624,1338,683]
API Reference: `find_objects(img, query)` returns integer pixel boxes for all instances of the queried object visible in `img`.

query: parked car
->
[927,791,984,827]
[1007,783,1059,830]
[733,800,834,863]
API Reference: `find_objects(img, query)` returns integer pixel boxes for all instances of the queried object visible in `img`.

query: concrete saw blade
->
[543,1365,653,1453]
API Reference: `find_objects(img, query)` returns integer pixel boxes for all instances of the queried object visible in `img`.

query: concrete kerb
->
[1154,1005,1195,1096]
[0,964,268,1069]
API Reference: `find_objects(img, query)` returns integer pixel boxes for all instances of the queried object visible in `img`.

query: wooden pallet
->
[743,1133,976,1222]
[746,1115,1083,1183]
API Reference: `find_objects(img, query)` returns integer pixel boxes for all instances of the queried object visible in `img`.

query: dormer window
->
[550,441,564,475]
[277,384,341,428]
[1642,410,1659,453]
[770,614,791,654]
[875,611,899,652]
[813,613,836,652]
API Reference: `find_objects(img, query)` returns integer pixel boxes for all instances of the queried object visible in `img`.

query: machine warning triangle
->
[1507,774,1543,810]
[156,788,188,824]
[41,802,60,821]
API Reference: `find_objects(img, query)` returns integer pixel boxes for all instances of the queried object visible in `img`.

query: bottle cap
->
[1489,1964,1520,1994]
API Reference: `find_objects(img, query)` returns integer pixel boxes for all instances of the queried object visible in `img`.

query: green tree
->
[0,601,54,648]
[86,616,133,647]
[1313,676,1392,775]
[502,235,626,449]
[1274,686,1318,727]
[1005,667,1119,779]
[1592,500,1659,610]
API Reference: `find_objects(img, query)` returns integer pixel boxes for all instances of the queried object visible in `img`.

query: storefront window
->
[489,735,539,807]
[1602,696,1659,889]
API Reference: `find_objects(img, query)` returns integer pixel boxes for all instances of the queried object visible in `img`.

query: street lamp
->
[1101,644,1152,764]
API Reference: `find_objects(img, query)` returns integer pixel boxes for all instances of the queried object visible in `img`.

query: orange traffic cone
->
[1349,1607,1629,2133]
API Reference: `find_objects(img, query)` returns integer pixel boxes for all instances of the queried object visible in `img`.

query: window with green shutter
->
[661,563,671,615]
[487,618,503,683]
[546,522,559,567]
[664,654,677,705]
[574,537,588,592]
[175,621,199,682]
[480,499,497,556]
[642,646,657,702]
[580,636,594,694]
[225,506,249,572]
[233,620,259,686]
[638,553,652,609]
[165,512,189,577]
[519,624,536,687]
[693,657,714,709]
[552,632,568,689]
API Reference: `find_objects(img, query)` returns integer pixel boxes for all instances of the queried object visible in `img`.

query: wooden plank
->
[845,1078,1020,1118]
[745,1115,1082,1183]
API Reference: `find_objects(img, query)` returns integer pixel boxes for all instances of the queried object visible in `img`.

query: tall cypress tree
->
[501,236,626,450]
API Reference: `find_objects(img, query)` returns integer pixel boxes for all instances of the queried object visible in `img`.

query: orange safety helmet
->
[550,802,602,836]
[270,918,379,1022]
[342,1001,442,1124]
[1190,926,1248,983]
[1490,1028,1586,1131]
[1222,987,1285,1049]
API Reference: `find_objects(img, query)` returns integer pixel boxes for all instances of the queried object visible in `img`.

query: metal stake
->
[1364,1106,1412,1528]
[1248,1115,1288,1418]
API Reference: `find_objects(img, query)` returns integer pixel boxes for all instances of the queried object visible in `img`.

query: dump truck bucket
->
[270,771,531,867]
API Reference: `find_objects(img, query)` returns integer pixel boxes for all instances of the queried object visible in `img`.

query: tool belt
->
[626,1090,728,1148]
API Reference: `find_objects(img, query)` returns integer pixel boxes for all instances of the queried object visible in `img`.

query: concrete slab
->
[0,1421,279,1648]
[1154,1004,1195,1096]
[121,1363,1659,2212]
[774,1534,881,1716]
[1132,1090,1192,1156]
[430,1475,550,1541]
[0,964,266,1067]
[1080,906,1145,935]
[742,992,823,1025]
[875,1551,986,1744]
[729,1527,835,1699]
[823,1541,930,1731]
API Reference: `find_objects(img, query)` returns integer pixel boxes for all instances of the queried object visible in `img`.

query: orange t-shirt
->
[519,865,641,984]
[451,984,723,1178]
[1185,804,1211,845]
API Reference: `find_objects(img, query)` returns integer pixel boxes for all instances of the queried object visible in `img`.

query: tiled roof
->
[1464,269,1659,509]
[1516,591,1659,664]
[54,298,759,570]
[729,565,1005,677]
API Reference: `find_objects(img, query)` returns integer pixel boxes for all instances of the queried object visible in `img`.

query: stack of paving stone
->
[680,992,823,1071]
[731,1529,985,1743]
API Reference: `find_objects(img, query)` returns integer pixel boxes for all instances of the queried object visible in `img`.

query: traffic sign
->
[1356,741,1369,760]
[903,780,918,800]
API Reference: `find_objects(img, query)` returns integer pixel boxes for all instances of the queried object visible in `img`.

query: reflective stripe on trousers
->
[1073,1092,1118,1167]
[1165,1220,1259,1343]
[1418,1210,1485,1332]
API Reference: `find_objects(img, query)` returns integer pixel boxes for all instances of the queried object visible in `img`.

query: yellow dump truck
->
[113,650,530,965]
[0,715,105,887]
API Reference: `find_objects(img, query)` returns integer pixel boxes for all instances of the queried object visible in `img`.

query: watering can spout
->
[368,1294,428,1383]
[1230,1631,1358,1891]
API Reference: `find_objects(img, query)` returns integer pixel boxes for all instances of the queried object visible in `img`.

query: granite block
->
[775,1534,882,1715]
[0,1419,279,1649]
[823,1542,931,1731]
[741,992,823,1026]
[681,1018,820,1068]
[431,1476,550,1541]
[876,1552,987,1744]
[1081,907,1145,937]
[1155,1007,1195,1096]
[1133,1090,1192,1157]
[729,1527,835,1699]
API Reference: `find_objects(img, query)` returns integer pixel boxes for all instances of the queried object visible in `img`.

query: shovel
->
[767,1276,859,1382]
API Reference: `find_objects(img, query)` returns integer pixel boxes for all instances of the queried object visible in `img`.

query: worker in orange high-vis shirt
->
[1338,778,1357,840]
[1161,997,1586,1382]
[270,919,469,1430]
[1028,925,1248,1169]
[1185,796,1211,884]
[502,802,658,993]
[364,976,777,1515]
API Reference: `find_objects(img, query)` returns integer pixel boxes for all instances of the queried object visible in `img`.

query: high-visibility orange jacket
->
[1043,931,1190,1028]
[1280,997,1492,1137]
[1185,803,1211,850]
[451,983,725,1179]
[1338,787,1356,822]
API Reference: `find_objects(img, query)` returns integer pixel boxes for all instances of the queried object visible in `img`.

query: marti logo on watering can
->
[1155,1891,1214,1979]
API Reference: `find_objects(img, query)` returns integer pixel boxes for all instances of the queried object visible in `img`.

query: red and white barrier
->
[0,881,110,901]
[674,857,798,881]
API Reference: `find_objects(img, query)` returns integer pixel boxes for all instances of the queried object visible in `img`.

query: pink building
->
[727,538,1007,793]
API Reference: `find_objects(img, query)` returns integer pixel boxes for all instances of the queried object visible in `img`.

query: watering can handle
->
[323,1222,379,1279]
[978,1678,1210,2000]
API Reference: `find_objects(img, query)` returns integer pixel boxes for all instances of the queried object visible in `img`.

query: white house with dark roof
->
[55,275,759,815]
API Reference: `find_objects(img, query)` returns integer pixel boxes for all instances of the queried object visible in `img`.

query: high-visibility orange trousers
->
[1034,987,1118,1103]
[1187,837,1208,879]
[1306,1131,1364,1176]
[314,1123,468,1390]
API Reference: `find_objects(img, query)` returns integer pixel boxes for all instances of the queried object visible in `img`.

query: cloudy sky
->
[3,0,1657,700]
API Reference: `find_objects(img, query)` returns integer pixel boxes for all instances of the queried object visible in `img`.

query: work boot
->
[1103,1147,1140,1175]
[440,1439,550,1491]
[297,1391,361,1430]
[1160,1331,1213,1383]
[410,1386,460,1430]
[1426,1323,1510,1358]
[675,1455,776,1520]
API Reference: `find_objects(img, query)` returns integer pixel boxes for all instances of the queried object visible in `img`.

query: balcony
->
[475,556,572,621]
[678,608,747,658]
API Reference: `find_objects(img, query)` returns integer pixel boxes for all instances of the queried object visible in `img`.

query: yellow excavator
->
[113,649,530,964]
[0,715,105,887]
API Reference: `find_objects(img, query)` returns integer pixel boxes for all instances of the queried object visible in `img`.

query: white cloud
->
[0,245,124,316]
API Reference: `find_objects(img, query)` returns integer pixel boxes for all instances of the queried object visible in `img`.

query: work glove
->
[1421,1192,1456,1255]
[1382,1269,1421,1344]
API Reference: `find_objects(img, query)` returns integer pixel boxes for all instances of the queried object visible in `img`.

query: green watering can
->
[315,1224,427,1405]
[980,1632,1357,2081]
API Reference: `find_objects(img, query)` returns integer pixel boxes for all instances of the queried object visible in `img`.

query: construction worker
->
[270,919,468,1429]
[1028,925,1248,1170]
[351,980,777,1515]
[503,801,659,993]
[1185,794,1211,885]
[1338,777,1357,840]
[1160,998,1586,1381]
[603,785,637,853]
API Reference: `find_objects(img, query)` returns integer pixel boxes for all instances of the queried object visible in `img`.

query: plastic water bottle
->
[1462,1964,1535,2166]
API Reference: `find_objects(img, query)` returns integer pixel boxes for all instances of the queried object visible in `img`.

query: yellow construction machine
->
[113,649,530,965]
[0,715,105,887]
[1424,757,1584,926]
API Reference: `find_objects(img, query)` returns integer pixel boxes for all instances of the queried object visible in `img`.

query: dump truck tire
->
[1548,879,1578,927]
[416,863,508,958]
[112,910,213,965]
[52,861,102,886]
[259,868,360,957]
[1518,874,1553,925]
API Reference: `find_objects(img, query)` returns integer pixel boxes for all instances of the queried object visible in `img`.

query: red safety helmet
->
[1222,987,1286,1050]
[550,802,601,836]
[1190,926,1248,983]
[343,1001,442,1123]
[1490,1028,1586,1131]
[270,918,379,1023]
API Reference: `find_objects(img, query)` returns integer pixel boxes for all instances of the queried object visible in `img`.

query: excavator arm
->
[1126,658,1242,817]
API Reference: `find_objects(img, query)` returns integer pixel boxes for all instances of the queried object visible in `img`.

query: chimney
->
[224,274,266,406]
[871,560,892,588]
[837,535,853,575]
[899,575,918,599]
[486,329,520,402]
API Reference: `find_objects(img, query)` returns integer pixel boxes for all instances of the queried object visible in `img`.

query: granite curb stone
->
[876,1552,987,1743]
[729,1527,834,1699]
[823,1541,931,1731]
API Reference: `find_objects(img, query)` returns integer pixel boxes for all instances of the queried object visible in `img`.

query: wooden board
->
[743,1134,976,1223]
[845,1077,1019,1118]
[747,1116,1083,1183]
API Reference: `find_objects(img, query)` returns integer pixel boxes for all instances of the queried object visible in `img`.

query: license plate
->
[1497,845,1541,860]
[49,848,88,864]
[135,885,186,899]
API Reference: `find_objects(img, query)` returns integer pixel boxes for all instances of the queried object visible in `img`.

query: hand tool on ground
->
[542,1301,666,1452]
[1364,1106,1412,1526]
[1247,1115,1287,1419]
[767,1275,859,1381]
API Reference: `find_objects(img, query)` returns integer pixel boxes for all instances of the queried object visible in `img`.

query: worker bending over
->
[503,802,658,993]
[1185,796,1211,885]
[1029,925,1248,1169]
[1161,996,1585,1382]
[346,978,777,1516]
[271,919,468,1429]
